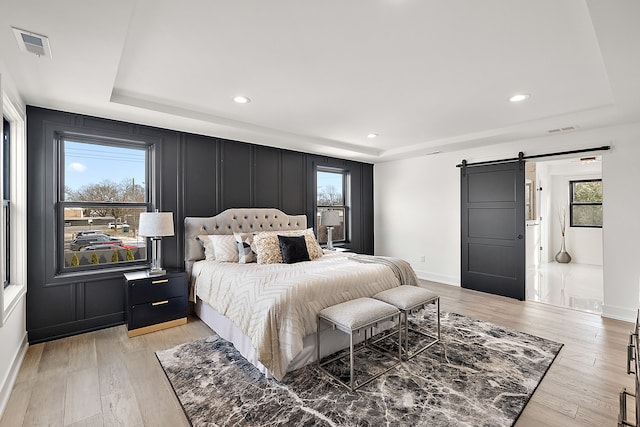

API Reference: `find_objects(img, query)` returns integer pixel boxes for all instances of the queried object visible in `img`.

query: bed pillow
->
[300,228,324,260]
[234,232,256,263]
[251,228,323,264]
[253,229,323,264]
[197,235,217,260]
[253,232,283,264]
[209,234,239,262]
[278,235,310,264]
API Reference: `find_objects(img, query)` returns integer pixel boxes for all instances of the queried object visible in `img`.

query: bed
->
[184,208,414,380]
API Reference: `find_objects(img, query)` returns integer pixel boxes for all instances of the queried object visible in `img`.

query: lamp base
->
[326,226,335,250]
[148,237,166,276]
[146,268,166,277]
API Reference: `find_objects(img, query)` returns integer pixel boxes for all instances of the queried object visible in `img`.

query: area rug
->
[156,308,562,426]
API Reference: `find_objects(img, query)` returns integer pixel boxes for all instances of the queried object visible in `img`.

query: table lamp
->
[320,210,341,250]
[138,210,174,276]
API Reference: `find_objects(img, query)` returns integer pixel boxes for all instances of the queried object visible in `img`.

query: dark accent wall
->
[26,106,374,343]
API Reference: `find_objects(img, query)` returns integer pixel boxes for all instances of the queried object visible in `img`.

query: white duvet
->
[193,252,401,380]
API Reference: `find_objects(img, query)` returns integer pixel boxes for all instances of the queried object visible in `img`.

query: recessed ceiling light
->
[233,96,251,104]
[367,133,378,139]
[509,93,530,103]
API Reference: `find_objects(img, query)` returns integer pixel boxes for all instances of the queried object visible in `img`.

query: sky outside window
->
[317,171,343,205]
[64,140,146,193]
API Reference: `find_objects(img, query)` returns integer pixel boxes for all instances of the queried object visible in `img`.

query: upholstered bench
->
[373,285,440,360]
[317,297,401,391]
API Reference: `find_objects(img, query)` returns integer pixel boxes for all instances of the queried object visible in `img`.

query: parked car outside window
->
[107,222,128,229]
[80,244,125,251]
[69,234,123,251]
[75,230,105,237]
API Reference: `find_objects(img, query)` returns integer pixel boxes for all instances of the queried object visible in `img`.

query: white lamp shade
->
[320,210,341,227]
[138,212,175,237]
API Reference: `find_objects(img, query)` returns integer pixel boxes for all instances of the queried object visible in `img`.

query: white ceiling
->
[1,0,639,163]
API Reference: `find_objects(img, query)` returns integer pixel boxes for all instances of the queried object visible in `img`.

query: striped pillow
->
[197,235,217,260]
[200,234,238,262]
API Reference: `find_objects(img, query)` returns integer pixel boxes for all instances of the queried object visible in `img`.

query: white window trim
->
[1,91,27,325]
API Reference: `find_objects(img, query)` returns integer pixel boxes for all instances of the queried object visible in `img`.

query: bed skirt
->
[194,298,393,379]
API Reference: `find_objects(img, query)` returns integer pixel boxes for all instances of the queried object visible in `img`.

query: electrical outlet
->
[420,255,426,263]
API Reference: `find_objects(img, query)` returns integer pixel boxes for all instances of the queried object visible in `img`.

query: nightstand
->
[323,247,350,253]
[124,269,188,337]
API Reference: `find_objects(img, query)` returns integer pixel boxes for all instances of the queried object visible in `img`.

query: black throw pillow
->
[278,235,310,264]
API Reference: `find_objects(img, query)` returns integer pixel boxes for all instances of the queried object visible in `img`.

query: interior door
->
[460,161,525,300]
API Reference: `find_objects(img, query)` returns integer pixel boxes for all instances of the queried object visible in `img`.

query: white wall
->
[375,150,461,285]
[0,68,28,418]
[0,298,26,417]
[602,137,640,321]
[375,123,640,322]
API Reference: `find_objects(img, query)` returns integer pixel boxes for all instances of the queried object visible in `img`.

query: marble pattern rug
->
[156,308,563,426]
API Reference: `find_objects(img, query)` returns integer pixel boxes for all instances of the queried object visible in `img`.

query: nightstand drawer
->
[124,270,188,336]
[129,295,187,330]
[129,275,185,305]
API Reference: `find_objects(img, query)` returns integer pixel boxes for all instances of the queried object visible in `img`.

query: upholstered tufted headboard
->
[184,208,307,277]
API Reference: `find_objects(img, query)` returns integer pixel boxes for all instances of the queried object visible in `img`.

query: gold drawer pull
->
[152,300,169,306]
[152,279,169,285]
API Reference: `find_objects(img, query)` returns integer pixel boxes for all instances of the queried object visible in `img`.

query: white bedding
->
[193,252,401,380]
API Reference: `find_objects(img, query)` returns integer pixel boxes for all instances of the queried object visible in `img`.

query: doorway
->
[525,156,604,314]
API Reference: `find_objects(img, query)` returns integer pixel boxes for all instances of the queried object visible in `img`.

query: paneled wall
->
[26,106,374,343]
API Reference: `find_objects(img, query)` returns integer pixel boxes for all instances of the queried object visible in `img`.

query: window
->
[316,168,349,244]
[60,138,150,271]
[2,117,9,288]
[1,93,26,323]
[570,179,602,228]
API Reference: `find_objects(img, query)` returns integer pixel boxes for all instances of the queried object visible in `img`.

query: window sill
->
[53,264,150,284]
[2,282,26,325]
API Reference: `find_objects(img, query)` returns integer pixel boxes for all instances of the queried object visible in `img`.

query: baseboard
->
[602,304,637,324]
[28,312,125,344]
[414,269,460,287]
[0,332,28,419]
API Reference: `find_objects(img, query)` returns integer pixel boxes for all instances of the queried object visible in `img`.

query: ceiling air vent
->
[547,126,576,134]
[12,27,52,58]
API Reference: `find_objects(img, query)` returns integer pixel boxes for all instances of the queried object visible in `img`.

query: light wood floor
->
[1,281,635,426]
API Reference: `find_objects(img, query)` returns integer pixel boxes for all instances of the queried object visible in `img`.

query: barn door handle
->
[517,234,524,239]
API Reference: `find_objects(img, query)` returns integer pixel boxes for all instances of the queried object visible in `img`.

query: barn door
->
[460,160,525,300]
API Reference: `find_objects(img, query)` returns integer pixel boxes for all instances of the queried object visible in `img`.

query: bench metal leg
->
[317,314,402,391]
[401,297,440,360]
[317,316,321,368]
[349,333,354,390]
[437,297,441,339]
[404,310,409,358]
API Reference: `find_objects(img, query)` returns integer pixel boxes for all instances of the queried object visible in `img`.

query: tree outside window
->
[570,179,602,228]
